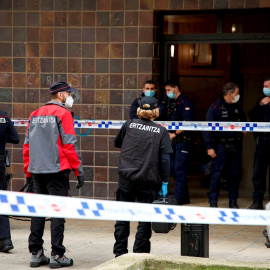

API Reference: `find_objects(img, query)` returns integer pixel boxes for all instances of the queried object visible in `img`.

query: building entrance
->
[160,10,270,192]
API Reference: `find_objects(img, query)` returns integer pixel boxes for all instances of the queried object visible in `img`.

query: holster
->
[0,150,10,167]
[0,173,12,191]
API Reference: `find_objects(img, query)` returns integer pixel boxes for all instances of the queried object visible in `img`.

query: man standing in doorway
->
[23,81,84,268]
[165,80,194,205]
[248,77,270,210]
[129,80,167,120]
[203,82,246,208]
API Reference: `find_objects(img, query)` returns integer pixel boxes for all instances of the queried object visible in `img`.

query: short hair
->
[51,92,59,100]
[223,82,239,96]
[137,106,159,120]
[144,80,155,87]
[164,80,180,90]
[263,77,270,83]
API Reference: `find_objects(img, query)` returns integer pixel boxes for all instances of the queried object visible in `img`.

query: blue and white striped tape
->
[0,190,269,226]
[11,119,270,132]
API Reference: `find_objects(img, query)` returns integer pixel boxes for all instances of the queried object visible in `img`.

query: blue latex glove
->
[158,182,168,197]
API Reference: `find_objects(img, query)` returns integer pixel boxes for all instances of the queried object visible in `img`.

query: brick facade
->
[0,0,267,199]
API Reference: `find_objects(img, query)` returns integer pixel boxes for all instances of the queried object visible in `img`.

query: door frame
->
[160,9,270,83]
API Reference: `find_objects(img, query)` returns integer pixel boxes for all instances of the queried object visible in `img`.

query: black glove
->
[76,175,84,189]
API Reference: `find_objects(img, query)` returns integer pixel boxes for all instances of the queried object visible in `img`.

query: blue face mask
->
[144,90,155,97]
[263,87,270,96]
[167,92,176,99]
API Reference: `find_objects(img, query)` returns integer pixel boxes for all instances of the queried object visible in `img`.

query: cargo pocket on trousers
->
[179,150,189,164]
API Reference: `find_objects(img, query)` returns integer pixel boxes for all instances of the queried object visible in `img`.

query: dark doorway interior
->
[161,10,270,191]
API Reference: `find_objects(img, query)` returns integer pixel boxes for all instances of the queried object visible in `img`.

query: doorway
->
[161,10,270,191]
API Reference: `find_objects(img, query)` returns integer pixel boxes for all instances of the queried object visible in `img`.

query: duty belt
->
[215,138,241,144]
[259,136,270,142]
[0,154,5,162]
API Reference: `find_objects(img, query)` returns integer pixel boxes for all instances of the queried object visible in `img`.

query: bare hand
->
[207,149,217,158]
[260,97,270,105]
[175,130,183,134]
[169,133,176,141]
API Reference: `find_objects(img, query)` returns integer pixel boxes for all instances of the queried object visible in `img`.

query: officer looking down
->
[248,77,270,210]
[129,80,167,120]
[165,80,194,205]
[23,81,85,268]
[113,96,173,257]
[203,82,246,208]
[0,110,20,252]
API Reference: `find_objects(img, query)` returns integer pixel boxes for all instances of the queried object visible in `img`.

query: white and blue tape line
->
[11,119,270,132]
[1,190,270,226]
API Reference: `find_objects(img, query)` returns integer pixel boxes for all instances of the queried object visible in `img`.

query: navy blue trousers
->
[0,216,10,240]
[252,140,270,202]
[170,142,189,203]
[0,171,11,240]
[208,143,242,204]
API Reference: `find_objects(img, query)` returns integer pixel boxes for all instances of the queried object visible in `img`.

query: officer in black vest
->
[248,77,270,209]
[203,82,246,208]
[113,96,173,257]
[0,110,20,252]
[165,80,194,205]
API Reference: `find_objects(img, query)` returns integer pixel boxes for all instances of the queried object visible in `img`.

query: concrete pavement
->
[1,189,270,269]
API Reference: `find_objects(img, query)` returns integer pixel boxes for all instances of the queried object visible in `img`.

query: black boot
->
[248,202,263,210]
[229,201,239,209]
[210,202,218,208]
[0,238,14,252]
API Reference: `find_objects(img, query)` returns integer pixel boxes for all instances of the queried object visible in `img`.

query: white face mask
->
[231,94,240,103]
[62,92,74,108]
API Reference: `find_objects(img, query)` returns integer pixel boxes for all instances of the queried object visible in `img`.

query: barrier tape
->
[11,119,270,132]
[0,190,269,226]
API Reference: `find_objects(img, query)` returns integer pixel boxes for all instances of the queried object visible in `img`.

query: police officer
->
[248,77,270,210]
[23,82,84,268]
[165,80,194,205]
[113,96,173,257]
[0,110,20,252]
[203,82,246,208]
[129,80,167,120]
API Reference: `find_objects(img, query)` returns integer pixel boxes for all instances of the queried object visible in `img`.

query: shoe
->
[210,202,218,207]
[229,201,239,209]
[175,196,190,205]
[30,249,50,267]
[0,238,14,252]
[248,202,263,210]
[49,254,73,268]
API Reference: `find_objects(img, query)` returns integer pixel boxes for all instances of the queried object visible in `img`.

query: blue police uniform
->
[167,93,194,204]
[248,96,270,206]
[0,110,20,252]
[129,93,167,120]
[203,97,246,205]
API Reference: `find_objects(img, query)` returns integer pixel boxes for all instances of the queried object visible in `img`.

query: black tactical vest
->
[118,118,165,183]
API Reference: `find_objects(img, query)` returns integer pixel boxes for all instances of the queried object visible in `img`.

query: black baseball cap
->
[140,96,159,110]
[50,81,78,95]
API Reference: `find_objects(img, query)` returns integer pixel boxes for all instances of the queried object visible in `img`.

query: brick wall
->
[0,0,267,199]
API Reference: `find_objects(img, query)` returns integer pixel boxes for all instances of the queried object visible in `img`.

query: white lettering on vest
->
[32,116,56,124]
[129,123,160,133]
[0,118,6,123]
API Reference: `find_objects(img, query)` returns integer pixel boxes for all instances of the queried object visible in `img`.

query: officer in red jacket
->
[23,81,84,268]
